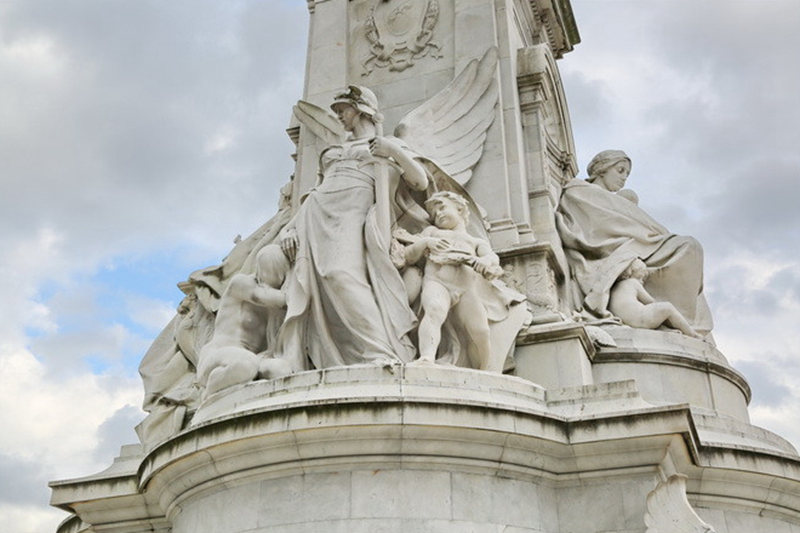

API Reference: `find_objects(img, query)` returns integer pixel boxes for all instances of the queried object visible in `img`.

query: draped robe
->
[275,140,418,370]
[556,179,712,334]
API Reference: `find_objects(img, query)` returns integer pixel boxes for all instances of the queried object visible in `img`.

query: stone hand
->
[368,136,400,159]
[280,227,298,262]
[425,237,451,253]
[473,255,502,279]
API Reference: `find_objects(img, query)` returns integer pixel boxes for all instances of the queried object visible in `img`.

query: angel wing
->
[394,46,499,185]
[644,475,716,533]
[292,100,346,147]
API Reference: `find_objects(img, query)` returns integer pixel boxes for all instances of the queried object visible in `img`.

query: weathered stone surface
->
[50,2,800,533]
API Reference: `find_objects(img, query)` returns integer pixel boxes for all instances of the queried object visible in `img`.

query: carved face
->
[430,198,464,230]
[597,160,631,192]
[333,102,360,132]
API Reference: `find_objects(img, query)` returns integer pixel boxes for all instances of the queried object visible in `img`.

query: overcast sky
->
[1,1,799,531]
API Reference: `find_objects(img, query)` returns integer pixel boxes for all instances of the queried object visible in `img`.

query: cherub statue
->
[608,258,699,338]
[403,191,519,372]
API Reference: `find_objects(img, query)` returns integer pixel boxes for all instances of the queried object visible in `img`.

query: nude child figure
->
[404,191,504,370]
[609,258,699,338]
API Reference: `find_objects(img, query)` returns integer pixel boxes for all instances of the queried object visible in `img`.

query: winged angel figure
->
[136,47,520,445]
[274,47,507,372]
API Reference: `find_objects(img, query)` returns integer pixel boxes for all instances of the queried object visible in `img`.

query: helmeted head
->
[330,85,382,123]
[425,191,470,229]
[587,150,632,192]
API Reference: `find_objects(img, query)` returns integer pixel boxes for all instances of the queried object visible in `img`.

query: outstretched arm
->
[248,285,286,308]
[227,274,286,308]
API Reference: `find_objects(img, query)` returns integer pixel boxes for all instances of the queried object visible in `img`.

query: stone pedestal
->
[51,367,800,532]
[514,322,594,389]
[592,327,752,423]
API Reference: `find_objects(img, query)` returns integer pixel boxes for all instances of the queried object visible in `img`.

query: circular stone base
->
[592,326,751,422]
[132,366,800,533]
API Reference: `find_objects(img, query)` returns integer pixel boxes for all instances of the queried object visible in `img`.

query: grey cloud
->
[568,1,800,269]
[700,159,800,255]
[560,70,614,136]
[92,405,144,466]
[705,262,800,321]
[0,453,51,506]
[768,267,800,304]
[0,1,307,268]
[735,359,793,409]
[0,2,308,387]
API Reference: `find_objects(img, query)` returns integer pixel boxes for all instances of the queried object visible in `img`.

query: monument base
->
[51,366,800,532]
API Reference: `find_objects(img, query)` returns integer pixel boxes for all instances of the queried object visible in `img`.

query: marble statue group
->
[136,48,712,446]
[54,5,800,531]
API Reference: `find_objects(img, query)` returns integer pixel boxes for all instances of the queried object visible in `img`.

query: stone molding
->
[51,367,800,532]
[525,0,581,58]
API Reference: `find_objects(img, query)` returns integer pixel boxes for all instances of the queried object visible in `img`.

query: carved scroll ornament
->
[645,475,716,533]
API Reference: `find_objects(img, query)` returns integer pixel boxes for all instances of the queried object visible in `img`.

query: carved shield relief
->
[363,0,443,75]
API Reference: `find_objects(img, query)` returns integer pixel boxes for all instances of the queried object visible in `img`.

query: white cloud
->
[0,504,66,533]
[0,345,143,531]
[0,347,141,471]
[0,4,307,529]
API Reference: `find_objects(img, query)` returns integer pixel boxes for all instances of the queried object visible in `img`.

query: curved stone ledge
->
[592,326,752,422]
[691,409,797,457]
[52,366,800,533]
[190,364,548,427]
[593,350,751,403]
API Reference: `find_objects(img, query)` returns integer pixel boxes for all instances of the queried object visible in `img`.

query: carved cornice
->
[528,0,580,58]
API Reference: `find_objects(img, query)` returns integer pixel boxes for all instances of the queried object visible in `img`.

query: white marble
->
[645,475,716,532]
[50,2,800,533]
[556,150,713,338]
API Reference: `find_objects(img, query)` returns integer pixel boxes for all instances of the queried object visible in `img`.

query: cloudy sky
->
[1,1,798,530]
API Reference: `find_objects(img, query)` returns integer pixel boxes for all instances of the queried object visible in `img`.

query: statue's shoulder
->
[563,178,592,190]
[560,178,596,201]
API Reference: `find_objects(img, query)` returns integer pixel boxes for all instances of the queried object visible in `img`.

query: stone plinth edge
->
[51,367,800,533]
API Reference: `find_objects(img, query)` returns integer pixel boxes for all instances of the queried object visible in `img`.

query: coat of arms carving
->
[363,0,443,75]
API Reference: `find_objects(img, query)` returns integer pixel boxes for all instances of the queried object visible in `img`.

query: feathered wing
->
[644,475,716,533]
[394,47,499,185]
[293,100,346,147]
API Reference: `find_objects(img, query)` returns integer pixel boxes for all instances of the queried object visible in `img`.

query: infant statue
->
[404,191,506,370]
[609,258,699,338]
